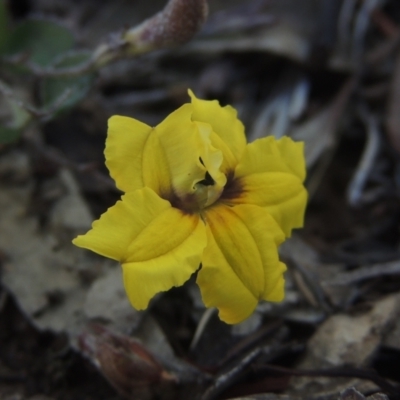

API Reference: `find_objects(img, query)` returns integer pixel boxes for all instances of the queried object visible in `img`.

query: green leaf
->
[0,0,11,52]
[4,19,74,66]
[40,52,94,113]
[0,125,22,144]
[0,84,31,142]
[7,98,31,129]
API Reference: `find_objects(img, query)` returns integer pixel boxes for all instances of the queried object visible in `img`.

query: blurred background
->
[0,0,400,399]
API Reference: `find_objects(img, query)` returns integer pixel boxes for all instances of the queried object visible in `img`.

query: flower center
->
[169,168,225,214]
[193,170,224,209]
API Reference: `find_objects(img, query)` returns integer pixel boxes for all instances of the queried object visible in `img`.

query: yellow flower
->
[73,90,307,324]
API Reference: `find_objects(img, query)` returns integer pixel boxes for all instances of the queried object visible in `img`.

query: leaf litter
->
[1,0,400,399]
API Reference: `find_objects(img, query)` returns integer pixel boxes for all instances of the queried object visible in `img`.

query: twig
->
[252,364,400,397]
[286,259,333,313]
[352,0,385,64]
[337,0,358,60]
[0,78,72,120]
[190,308,216,351]
[200,342,305,400]
[371,8,400,38]
[249,71,309,141]
[214,321,285,369]
[347,105,381,206]
[0,80,37,118]
[326,259,400,285]
[1,53,96,78]
[0,0,208,79]
[200,349,261,400]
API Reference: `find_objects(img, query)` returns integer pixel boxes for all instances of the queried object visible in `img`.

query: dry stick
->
[337,0,357,58]
[327,259,400,285]
[336,0,381,64]
[365,7,400,66]
[352,0,384,64]
[1,53,96,78]
[201,344,400,400]
[0,80,38,117]
[252,364,400,397]
[190,308,216,351]
[214,321,285,370]
[200,342,304,400]
[371,8,400,38]
[200,348,262,400]
[0,78,72,120]
[287,259,333,312]
[305,77,358,199]
[347,105,381,206]
[1,0,208,79]
[0,0,209,125]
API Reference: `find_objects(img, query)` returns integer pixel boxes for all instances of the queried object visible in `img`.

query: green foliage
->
[40,52,94,113]
[7,98,30,127]
[0,96,31,144]
[0,126,22,144]
[0,15,93,144]
[4,19,75,66]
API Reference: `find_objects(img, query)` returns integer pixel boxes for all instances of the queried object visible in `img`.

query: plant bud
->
[78,324,177,399]
[123,0,208,53]
[93,0,208,67]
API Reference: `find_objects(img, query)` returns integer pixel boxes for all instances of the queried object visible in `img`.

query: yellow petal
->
[156,104,224,200]
[74,187,207,310]
[275,136,306,182]
[235,136,306,182]
[197,203,286,324]
[123,214,206,310]
[229,136,308,237]
[155,104,202,195]
[106,107,226,205]
[227,172,307,237]
[73,187,171,260]
[105,115,172,194]
[188,89,247,172]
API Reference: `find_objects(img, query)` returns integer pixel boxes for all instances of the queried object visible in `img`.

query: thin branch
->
[1,53,96,78]
[200,349,261,400]
[0,0,208,79]
[0,78,73,120]
[252,364,400,397]
[347,104,381,206]
[327,259,400,285]
[0,79,38,117]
